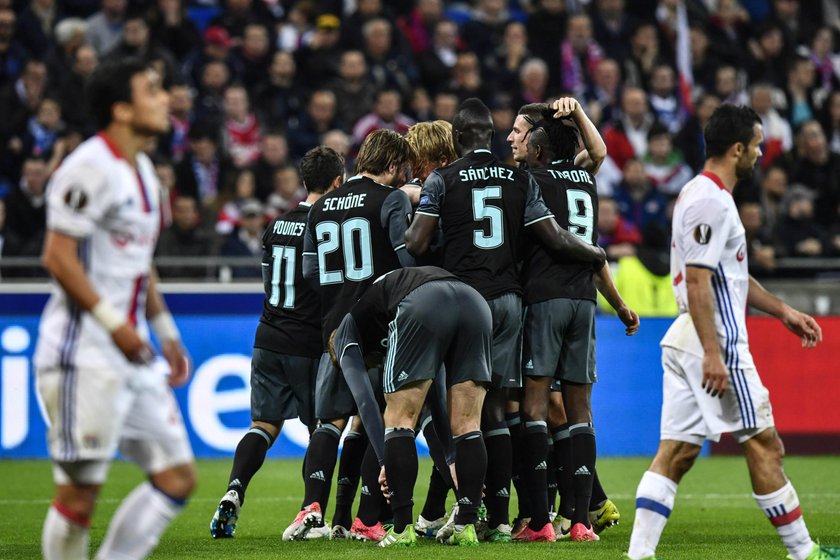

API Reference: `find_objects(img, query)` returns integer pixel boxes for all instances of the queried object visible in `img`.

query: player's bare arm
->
[550,97,607,173]
[405,213,438,256]
[146,270,191,386]
[529,217,607,267]
[41,229,152,364]
[747,275,822,348]
[685,265,729,397]
[594,262,640,335]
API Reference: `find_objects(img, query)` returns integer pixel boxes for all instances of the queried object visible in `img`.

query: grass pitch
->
[2,456,839,559]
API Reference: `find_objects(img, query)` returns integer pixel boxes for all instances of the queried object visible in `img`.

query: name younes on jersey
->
[272,220,306,237]
[459,166,515,182]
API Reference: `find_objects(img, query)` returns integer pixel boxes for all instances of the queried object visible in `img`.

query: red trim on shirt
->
[769,506,802,527]
[128,276,145,327]
[96,132,126,161]
[52,500,91,528]
[135,171,152,213]
[700,171,731,195]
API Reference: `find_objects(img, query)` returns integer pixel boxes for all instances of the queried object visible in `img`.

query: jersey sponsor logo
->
[694,224,712,245]
[458,166,515,182]
[736,243,746,262]
[63,185,89,210]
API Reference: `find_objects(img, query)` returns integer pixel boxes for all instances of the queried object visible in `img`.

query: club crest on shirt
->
[63,185,88,211]
[694,224,712,245]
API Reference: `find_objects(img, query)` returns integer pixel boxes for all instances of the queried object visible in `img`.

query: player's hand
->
[163,339,192,387]
[551,97,580,119]
[617,305,640,336]
[701,352,729,398]
[379,465,391,502]
[780,306,822,349]
[112,324,154,365]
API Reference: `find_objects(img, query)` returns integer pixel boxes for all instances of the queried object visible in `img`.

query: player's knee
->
[152,462,197,500]
[672,445,701,476]
[251,420,282,441]
[521,399,548,423]
[56,485,99,518]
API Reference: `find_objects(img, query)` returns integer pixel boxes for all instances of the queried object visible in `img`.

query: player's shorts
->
[36,363,194,485]
[523,298,597,386]
[251,347,318,426]
[660,346,775,445]
[382,279,492,393]
[315,353,383,420]
[486,292,523,389]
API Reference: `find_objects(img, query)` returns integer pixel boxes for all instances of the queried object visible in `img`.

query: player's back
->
[305,175,412,346]
[256,202,321,358]
[430,149,530,299]
[523,160,599,305]
[36,133,162,370]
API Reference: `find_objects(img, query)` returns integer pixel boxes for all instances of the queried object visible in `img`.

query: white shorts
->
[660,346,775,446]
[37,362,194,485]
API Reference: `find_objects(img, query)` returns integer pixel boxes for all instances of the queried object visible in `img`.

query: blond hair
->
[405,120,457,173]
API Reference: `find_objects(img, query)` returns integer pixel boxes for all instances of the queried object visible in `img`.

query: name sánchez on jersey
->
[323,193,367,211]
[546,168,593,184]
[272,220,306,236]
[459,166,515,182]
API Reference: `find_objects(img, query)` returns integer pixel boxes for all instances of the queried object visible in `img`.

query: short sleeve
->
[46,162,113,238]
[415,171,445,217]
[680,198,730,270]
[334,313,363,362]
[381,189,414,256]
[523,174,554,226]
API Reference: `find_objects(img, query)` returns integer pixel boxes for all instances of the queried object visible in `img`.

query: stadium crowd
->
[1,0,840,284]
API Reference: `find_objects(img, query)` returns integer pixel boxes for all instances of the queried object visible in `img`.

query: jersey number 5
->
[472,186,504,249]
[269,245,295,309]
[316,219,374,285]
[566,189,594,244]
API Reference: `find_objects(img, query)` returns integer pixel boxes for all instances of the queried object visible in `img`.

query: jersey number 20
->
[316,219,374,284]
[566,189,594,244]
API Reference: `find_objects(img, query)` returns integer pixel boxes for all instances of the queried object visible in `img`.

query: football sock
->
[383,428,417,533]
[627,471,677,559]
[570,422,596,527]
[227,426,274,505]
[95,482,184,560]
[551,423,574,519]
[453,431,486,526]
[754,481,815,560]
[483,423,512,528]
[507,412,531,521]
[546,438,558,513]
[357,442,382,526]
[332,431,366,529]
[421,467,450,521]
[522,420,550,530]
[590,468,608,510]
[302,423,340,511]
[43,501,90,560]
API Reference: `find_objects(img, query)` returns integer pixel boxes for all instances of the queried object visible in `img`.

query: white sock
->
[627,471,678,559]
[43,502,90,560]
[754,481,815,560]
[95,482,184,560]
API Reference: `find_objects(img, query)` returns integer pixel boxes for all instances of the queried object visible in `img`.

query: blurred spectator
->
[592,0,636,64]
[154,157,176,227]
[362,17,417,96]
[417,19,459,94]
[342,0,392,52]
[526,0,566,62]
[706,0,752,67]
[321,129,352,172]
[22,97,64,158]
[584,58,621,127]
[352,88,414,147]
[148,0,201,61]
[623,21,660,90]
[287,89,341,160]
[489,93,514,162]
[251,131,289,202]
[690,23,722,94]
[746,21,787,87]
[613,158,669,229]
[45,17,87,89]
[182,25,242,90]
[773,184,828,258]
[462,0,510,59]
[2,156,48,259]
[175,122,237,215]
[714,65,748,105]
[449,52,490,101]
[807,26,840,93]
[209,0,273,40]
[598,196,642,260]
[234,23,272,90]
[295,13,343,89]
[0,9,27,88]
[740,200,776,276]
[785,56,818,128]
[155,194,219,279]
[648,64,686,134]
[86,0,127,56]
[820,90,840,155]
[222,84,261,168]
[432,90,458,122]
[749,83,791,169]
[643,122,693,196]
[194,59,229,122]
[758,164,788,233]
[484,21,529,94]
[216,169,257,234]
[675,93,721,172]
[275,0,315,52]
[599,222,677,317]
[560,14,604,98]
[1,59,49,176]
[408,87,433,122]
[511,58,549,109]
[790,120,840,227]
[266,165,306,217]
[604,86,654,170]
[158,82,193,162]
[396,0,444,55]
[58,44,97,131]
[254,50,306,129]
[106,12,178,86]
[329,50,376,131]
[220,197,265,278]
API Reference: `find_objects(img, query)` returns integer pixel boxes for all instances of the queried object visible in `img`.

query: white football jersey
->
[35,133,162,370]
[661,171,754,370]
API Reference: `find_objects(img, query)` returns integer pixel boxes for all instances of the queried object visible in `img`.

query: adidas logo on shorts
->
[361,485,371,496]
[574,466,591,476]
[525,359,534,369]
[397,371,409,381]
[496,488,510,498]
[309,470,326,481]
[535,461,547,471]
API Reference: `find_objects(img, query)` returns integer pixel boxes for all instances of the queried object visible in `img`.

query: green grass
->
[2,456,839,559]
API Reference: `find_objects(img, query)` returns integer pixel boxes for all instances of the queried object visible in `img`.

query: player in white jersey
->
[34,58,196,560]
[625,105,838,560]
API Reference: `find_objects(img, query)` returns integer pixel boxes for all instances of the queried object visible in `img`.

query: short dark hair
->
[300,146,344,194]
[452,98,494,135]
[703,104,761,159]
[647,121,671,142]
[529,118,580,161]
[87,58,151,129]
[354,129,411,175]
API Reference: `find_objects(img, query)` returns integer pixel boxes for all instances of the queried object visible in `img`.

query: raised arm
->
[550,97,607,173]
[748,275,821,348]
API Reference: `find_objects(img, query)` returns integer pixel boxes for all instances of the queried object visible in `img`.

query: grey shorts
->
[382,279,492,393]
[487,292,523,388]
[522,298,597,386]
[315,352,383,420]
[251,348,319,426]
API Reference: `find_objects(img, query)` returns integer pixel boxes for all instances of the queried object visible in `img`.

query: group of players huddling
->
[35,57,839,559]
